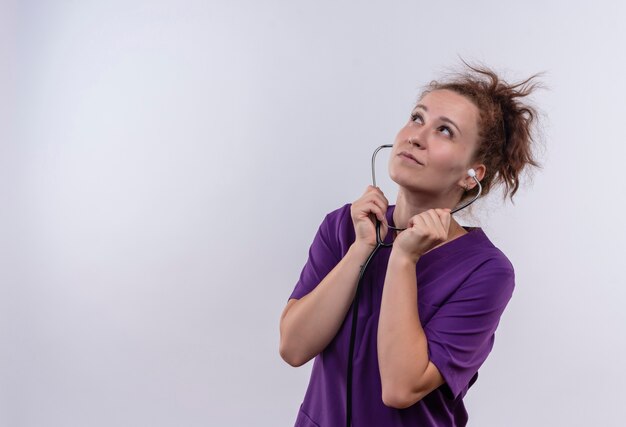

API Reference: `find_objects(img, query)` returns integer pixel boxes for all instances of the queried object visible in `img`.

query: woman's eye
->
[411,113,423,123]
[410,114,454,138]
[439,126,454,138]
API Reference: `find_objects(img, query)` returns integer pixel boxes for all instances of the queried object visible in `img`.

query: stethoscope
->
[344,144,483,427]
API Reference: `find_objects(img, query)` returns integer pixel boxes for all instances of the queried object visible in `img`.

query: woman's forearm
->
[279,242,373,367]
[377,250,429,403]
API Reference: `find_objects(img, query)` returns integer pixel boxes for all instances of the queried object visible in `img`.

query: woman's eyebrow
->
[415,104,463,136]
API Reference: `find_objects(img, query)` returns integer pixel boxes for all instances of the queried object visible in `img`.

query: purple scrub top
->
[288,203,515,427]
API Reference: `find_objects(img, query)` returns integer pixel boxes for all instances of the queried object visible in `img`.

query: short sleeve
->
[424,258,515,400]
[287,209,344,301]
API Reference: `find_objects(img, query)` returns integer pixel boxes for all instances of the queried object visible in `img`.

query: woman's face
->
[388,89,482,199]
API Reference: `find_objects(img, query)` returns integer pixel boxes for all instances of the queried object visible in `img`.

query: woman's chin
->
[389,178,426,194]
[389,170,422,190]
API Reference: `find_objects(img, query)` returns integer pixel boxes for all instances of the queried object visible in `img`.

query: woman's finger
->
[408,213,425,230]
[369,192,389,214]
[425,209,446,239]
[422,210,440,237]
[365,187,389,212]
[369,186,390,206]
[361,200,387,225]
[364,194,388,225]
[438,209,451,235]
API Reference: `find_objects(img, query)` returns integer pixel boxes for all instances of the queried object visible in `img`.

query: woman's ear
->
[472,164,486,182]
[460,164,486,191]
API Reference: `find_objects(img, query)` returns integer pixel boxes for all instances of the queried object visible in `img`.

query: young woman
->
[279,63,542,427]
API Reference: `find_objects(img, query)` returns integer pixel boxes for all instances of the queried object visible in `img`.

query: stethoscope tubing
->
[370,144,482,246]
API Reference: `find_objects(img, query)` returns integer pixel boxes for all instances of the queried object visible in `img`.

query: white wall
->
[2,0,625,426]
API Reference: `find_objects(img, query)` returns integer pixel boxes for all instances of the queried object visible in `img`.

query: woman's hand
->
[350,185,389,249]
[392,208,452,263]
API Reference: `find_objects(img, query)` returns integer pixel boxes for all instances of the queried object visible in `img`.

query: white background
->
[2,1,625,426]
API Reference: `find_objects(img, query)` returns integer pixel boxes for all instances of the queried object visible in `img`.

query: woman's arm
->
[377,251,445,409]
[377,208,453,408]
[279,241,372,367]
[281,186,390,367]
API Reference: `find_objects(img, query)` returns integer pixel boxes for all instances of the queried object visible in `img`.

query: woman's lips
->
[399,152,423,165]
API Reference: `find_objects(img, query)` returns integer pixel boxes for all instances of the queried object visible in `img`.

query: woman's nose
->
[408,136,424,149]
[407,125,428,148]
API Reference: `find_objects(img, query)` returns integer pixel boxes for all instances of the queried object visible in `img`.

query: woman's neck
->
[392,189,466,241]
